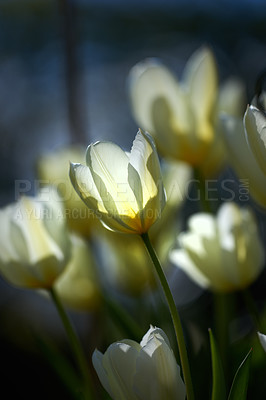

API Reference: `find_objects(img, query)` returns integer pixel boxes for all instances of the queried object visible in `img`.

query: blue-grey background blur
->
[1,0,266,398]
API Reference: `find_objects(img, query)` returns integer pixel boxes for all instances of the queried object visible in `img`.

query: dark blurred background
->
[1,0,266,398]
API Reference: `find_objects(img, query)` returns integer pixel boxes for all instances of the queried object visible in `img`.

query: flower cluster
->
[1,45,266,400]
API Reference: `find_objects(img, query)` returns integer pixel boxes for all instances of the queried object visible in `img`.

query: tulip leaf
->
[209,328,226,400]
[227,348,252,400]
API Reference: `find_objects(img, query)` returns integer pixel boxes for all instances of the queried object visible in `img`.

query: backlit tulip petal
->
[258,332,266,353]
[244,105,266,176]
[128,47,219,167]
[183,46,217,142]
[222,114,266,207]
[128,59,190,136]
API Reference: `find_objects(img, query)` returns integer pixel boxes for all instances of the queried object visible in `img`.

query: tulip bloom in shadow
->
[92,326,186,400]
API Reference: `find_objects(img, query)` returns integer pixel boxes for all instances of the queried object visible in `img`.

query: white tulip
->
[170,202,264,292]
[92,325,186,400]
[70,129,166,234]
[128,47,217,166]
[0,188,71,289]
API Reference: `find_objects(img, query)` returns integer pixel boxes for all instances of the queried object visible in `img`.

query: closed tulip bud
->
[54,233,101,311]
[70,129,166,234]
[244,105,266,176]
[128,47,218,166]
[0,189,71,289]
[92,325,186,400]
[258,332,266,353]
[170,202,264,292]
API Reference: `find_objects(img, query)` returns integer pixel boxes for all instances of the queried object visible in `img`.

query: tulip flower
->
[54,233,101,311]
[0,188,71,289]
[70,129,166,234]
[222,113,266,208]
[37,145,98,237]
[97,159,191,296]
[128,47,218,166]
[129,48,248,180]
[92,325,186,400]
[258,332,266,352]
[170,202,264,292]
[244,105,266,176]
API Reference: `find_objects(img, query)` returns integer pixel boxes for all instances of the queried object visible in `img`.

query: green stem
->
[141,232,194,400]
[213,292,233,384]
[49,287,93,399]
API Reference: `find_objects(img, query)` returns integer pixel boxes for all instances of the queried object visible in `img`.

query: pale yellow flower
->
[92,325,186,400]
[170,202,264,292]
[128,47,218,166]
[129,48,247,178]
[37,146,98,237]
[54,233,101,311]
[70,130,166,234]
[0,189,71,289]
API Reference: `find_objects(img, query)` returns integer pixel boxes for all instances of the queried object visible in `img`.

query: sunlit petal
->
[244,105,266,176]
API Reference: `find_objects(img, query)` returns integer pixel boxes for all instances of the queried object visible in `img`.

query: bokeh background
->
[1,0,266,398]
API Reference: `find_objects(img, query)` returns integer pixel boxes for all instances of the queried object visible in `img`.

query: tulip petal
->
[258,332,266,353]
[12,197,65,266]
[134,334,186,400]
[188,213,216,236]
[140,326,170,348]
[183,47,217,141]
[102,342,139,400]
[70,162,104,212]
[86,141,140,220]
[129,130,164,212]
[217,78,246,117]
[38,187,71,263]
[55,234,100,311]
[92,350,114,398]
[71,162,136,233]
[222,114,266,207]
[170,248,210,289]
[217,203,264,289]
[128,59,190,136]
[244,105,266,176]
